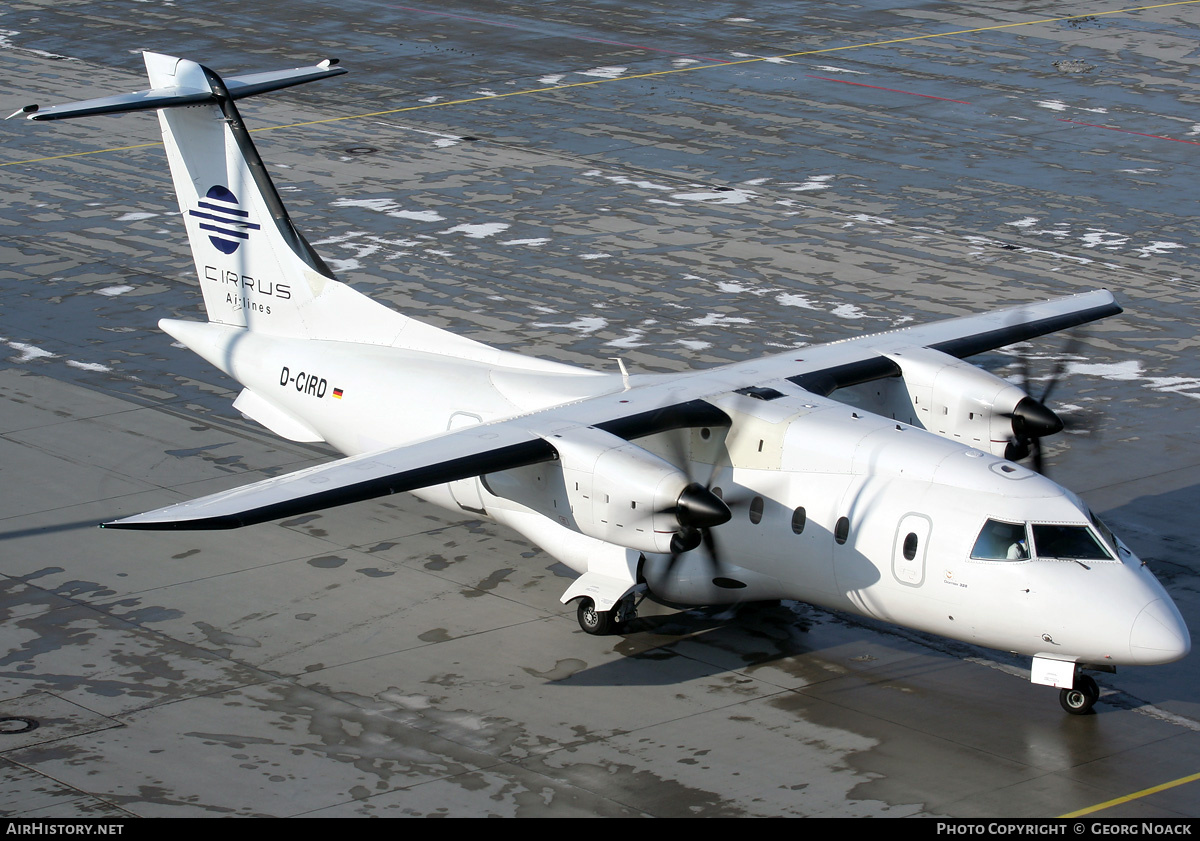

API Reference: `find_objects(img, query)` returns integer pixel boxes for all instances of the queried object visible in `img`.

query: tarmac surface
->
[1,0,1199,818]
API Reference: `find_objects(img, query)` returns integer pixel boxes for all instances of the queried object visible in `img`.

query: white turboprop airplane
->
[17,53,1189,715]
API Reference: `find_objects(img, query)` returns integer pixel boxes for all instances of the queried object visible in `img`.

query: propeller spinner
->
[669,481,731,553]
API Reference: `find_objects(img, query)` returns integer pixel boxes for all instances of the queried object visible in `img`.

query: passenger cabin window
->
[1031,524,1113,561]
[791,507,806,535]
[834,517,849,545]
[903,532,918,560]
[749,496,764,525]
[971,520,1029,560]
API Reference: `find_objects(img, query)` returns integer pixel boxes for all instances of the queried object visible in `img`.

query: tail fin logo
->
[188,185,261,255]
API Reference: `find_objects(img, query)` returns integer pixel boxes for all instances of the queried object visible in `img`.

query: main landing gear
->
[576,594,639,635]
[1059,673,1100,715]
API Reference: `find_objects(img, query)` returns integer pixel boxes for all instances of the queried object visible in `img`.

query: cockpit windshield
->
[1030,524,1114,561]
[1086,509,1122,558]
[971,519,1115,562]
[971,520,1029,560]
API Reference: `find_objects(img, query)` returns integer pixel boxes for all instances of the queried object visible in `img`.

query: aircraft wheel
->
[577,598,613,635]
[1059,674,1099,715]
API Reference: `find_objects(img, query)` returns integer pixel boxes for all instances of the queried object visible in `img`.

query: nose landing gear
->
[1034,656,1103,716]
[1059,673,1099,715]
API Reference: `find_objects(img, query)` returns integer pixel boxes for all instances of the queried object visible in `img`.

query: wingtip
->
[6,104,38,120]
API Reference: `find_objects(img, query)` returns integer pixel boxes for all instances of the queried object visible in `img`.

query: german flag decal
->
[332,388,344,399]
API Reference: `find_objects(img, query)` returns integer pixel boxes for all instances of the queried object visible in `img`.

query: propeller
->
[1003,336,1081,473]
[654,425,744,582]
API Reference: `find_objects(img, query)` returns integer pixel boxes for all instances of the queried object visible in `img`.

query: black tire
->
[1059,674,1099,715]
[577,598,613,635]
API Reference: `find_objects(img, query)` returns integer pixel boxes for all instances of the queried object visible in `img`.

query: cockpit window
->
[971,520,1030,560]
[1030,524,1114,561]
[1086,510,1120,557]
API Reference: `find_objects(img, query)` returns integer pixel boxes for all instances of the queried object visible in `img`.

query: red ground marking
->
[805,75,971,104]
[1056,118,1200,146]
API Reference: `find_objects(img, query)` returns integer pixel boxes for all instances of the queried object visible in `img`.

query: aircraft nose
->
[1130,599,1191,664]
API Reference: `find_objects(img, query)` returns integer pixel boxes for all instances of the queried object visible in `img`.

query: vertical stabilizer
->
[145,52,340,336]
[20,52,570,366]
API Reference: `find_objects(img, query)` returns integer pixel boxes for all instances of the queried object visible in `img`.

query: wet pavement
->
[0,0,1198,818]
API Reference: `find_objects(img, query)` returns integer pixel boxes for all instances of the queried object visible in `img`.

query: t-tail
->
[13,52,449,349]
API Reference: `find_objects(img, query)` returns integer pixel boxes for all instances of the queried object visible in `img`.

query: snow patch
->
[792,175,834,192]
[441,222,510,238]
[331,198,446,222]
[730,52,792,64]
[777,293,817,309]
[67,360,111,373]
[584,170,673,191]
[535,316,607,334]
[607,331,647,348]
[1079,230,1128,250]
[830,303,869,320]
[1135,241,1184,257]
[690,313,751,327]
[96,285,134,296]
[577,66,628,78]
[6,341,54,362]
[813,65,866,75]
[672,188,754,204]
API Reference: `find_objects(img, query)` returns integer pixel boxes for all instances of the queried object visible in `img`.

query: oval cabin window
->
[791,507,806,535]
[749,496,764,525]
[903,532,918,560]
[834,517,850,545]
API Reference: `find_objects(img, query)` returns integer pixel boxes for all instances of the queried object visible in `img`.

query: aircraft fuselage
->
[172,321,1189,671]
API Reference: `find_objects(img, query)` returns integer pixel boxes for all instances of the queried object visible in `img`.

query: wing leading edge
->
[779,290,1121,395]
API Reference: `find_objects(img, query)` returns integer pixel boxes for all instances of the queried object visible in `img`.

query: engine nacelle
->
[832,347,1056,458]
[483,425,728,554]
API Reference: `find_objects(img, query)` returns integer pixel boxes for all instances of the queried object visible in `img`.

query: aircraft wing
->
[105,290,1119,530]
[104,426,557,530]
[762,288,1122,395]
[103,399,730,530]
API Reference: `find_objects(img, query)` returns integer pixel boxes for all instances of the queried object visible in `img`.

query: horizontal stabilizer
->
[12,56,345,121]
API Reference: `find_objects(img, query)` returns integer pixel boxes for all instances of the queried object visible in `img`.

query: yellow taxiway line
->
[1059,770,1200,817]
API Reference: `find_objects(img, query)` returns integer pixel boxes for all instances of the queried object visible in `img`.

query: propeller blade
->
[1037,335,1081,406]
